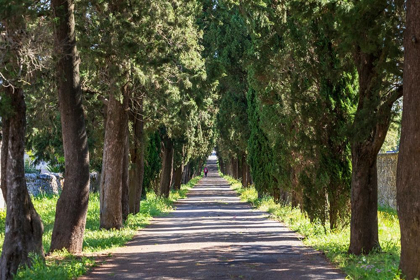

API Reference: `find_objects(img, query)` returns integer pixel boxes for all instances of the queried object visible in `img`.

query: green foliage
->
[380,106,402,153]
[202,1,251,163]
[336,0,404,144]
[246,89,276,197]
[224,0,357,229]
[0,176,201,279]
[15,252,94,280]
[143,131,162,193]
[228,177,402,280]
[24,158,40,174]
[75,0,216,176]
[46,156,65,174]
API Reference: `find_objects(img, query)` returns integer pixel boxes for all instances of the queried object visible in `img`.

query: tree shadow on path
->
[80,157,346,280]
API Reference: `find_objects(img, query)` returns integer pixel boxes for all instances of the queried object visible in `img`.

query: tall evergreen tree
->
[396,1,420,278]
[232,0,356,229]
[339,0,404,254]
[202,1,251,183]
[0,2,46,277]
[247,89,276,198]
[50,0,91,253]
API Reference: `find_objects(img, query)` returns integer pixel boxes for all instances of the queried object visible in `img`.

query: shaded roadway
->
[80,155,346,280]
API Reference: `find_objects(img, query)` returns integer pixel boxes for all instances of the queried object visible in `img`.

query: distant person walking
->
[204,167,209,177]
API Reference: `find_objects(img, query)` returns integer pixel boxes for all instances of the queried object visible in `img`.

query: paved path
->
[80,156,345,280]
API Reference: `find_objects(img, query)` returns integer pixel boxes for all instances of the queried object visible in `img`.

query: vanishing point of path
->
[80,156,345,280]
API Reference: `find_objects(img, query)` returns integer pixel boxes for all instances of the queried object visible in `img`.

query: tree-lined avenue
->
[81,156,345,280]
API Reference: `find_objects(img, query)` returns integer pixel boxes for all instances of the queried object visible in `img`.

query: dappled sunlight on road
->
[81,155,345,280]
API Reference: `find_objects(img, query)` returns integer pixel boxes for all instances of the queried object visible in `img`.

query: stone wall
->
[25,173,62,196]
[0,171,99,210]
[377,153,398,209]
[90,172,100,192]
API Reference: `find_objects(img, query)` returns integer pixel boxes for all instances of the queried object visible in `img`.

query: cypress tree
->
[396,1,420,278]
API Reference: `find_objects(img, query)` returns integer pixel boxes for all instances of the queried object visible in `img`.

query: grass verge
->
[224,175,401,280]
[0,175,201,279]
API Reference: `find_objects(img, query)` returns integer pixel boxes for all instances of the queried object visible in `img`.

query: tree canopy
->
[1,0,419,279]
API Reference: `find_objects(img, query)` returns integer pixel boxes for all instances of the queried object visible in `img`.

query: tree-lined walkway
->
[81,157,345,279]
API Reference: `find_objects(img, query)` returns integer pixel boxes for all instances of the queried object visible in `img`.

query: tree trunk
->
[194,160,203,177]
[329,191,339,231]
[181,163,190,184]
[246,163,252,186]
[235,158,240,179]
[219,157,224,175]
[0,88,44,280]
[50,0,91,254]
[159,136,173,198]
[238,155,243,181]
[397,2,420,278]
[231,157,239,179]
[128,112,145,215]
[225,158,231,176]
[273,188,280,203]
[348,145,381,254]
[1,119,9,203]
[241,154,248,188]
[121,125,129,222]
[348,50,397,254]
[173,165,183,190]
[100,93,128,229]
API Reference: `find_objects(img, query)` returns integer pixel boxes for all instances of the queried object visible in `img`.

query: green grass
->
[0,175,201,279]
[224,175,402,280]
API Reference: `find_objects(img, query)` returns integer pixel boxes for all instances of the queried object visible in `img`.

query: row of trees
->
[1,0,419,279]
[208,0,419,278]
[0,0,215,278]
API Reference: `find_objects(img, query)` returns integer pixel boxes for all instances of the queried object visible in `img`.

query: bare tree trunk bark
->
[225,158,230,176]
[100,92,128,229]
[233,158,239,179]
[238,156,243,180]
[291,168,303,209]
[181,163,190,184]
[241,154,248,187]
[348,143,381,254]
[397,2,420,278]
[348,51,396,255]
[218,157,224,174]
[194,160,203,177]
[173,165,183,190]
[0,119,9,203]
[50,0,90,254]
[0,88,44,279]
[129,112,145,214]
[121,125,129,222]
[159,136,173,198]
[246,163,252,186]
[329,191,339,231]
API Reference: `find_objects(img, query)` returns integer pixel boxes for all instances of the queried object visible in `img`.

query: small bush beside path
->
[224,175,402,280]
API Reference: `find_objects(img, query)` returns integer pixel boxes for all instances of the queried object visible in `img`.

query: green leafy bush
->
[24,159,40,174]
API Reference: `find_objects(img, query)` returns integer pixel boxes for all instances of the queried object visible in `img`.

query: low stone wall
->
[25,172,99,196]
[25,173,62,196]
[377,153,398,209]
[90,172,100,192]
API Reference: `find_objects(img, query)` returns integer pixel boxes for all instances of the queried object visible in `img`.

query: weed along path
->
[80,156,345,280]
